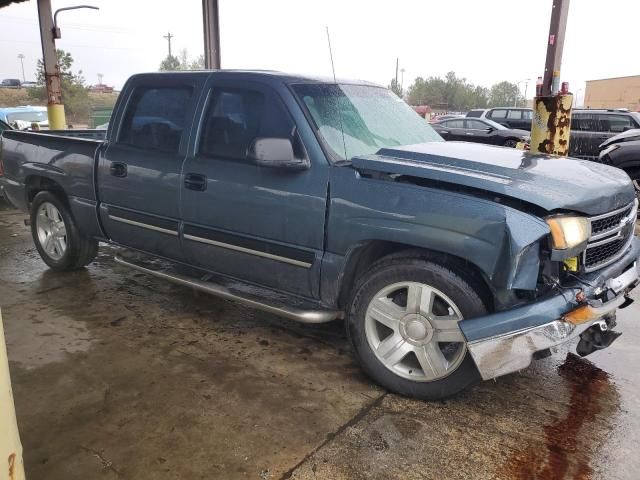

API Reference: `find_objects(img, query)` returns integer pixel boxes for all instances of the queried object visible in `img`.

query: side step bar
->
[114,254,343,324]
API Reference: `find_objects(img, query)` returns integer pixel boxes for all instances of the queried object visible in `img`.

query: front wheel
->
[503,138,518,148]
[30,191,99,271]
[346,256,487,400]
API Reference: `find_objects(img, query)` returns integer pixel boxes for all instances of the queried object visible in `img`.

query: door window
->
[444,119,465,128]
[507,110,522,119]
[199,88,295,160]
[119,86,193,153]
[572,113,597,132]
[522,110,533,120]
[489,109,507,119]
[597,114,634,133]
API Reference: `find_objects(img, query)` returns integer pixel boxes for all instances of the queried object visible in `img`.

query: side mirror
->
[249,138,309,170]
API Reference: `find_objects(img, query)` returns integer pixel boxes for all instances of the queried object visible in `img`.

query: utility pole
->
[530,0,572,156]
[202,0,221,69]
[395,58,399,87]
[97,73,103,85]
[401,68,405,91]
[17,54,25,82]
[163,32,174,57]
[36,0,65,130]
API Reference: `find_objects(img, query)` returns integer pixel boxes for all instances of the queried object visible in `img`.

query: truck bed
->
[0,129,104,210]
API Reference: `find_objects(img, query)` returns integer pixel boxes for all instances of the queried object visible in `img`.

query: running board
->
[114,254,342,324]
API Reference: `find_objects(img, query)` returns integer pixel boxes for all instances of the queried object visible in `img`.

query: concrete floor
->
[1,200,640,480]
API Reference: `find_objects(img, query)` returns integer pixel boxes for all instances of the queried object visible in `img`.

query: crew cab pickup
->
[1,71,638,400]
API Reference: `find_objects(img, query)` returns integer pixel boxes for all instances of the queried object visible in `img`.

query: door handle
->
[109,162,127,178]
[441,130,449,134]
[184,173,207,191]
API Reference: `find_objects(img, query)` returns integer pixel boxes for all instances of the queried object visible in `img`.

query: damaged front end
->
[463,200,640,380]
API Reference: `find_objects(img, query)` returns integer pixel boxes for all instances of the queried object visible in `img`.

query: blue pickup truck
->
[1,71,638,400]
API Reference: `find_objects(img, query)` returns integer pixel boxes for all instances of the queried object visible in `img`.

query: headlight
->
[599,143,619,159]
[545,216,591,250]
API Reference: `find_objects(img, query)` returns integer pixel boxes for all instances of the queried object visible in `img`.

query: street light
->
[17,54,25,82]
[52,5,99,39]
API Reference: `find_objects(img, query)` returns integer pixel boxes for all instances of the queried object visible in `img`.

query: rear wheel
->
[503,138,518,148]
[346,255,487,400]
[30,191,98,271]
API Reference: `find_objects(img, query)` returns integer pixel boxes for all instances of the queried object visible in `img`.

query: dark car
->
[429,114,463,123]
[599,128,640,195]
[570,109,640,160]
[1,71,638,401]
[432,117,529,147]
[0,79,21,88]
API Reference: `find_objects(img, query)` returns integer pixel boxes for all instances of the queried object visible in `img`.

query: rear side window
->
[119,86,193,153]
[572,113,597,131]
[467,110,484,118]
[507,110,522,119]
[598,114,634,133]
[444,119,465,128]
[489,109,507,119]
[522,110,533,120]
[199,87,295,160]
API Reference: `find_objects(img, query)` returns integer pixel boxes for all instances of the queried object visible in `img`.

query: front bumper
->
[464,238,640,380]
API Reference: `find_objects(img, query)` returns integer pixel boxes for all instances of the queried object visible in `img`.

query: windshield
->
[6,111,48,123]
[292,84,442,161]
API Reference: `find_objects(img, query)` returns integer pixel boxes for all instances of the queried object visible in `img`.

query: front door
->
[97,76,202,260]
[180,79,329,298]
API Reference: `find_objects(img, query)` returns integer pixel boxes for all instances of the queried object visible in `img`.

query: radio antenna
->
[326,26,337,83]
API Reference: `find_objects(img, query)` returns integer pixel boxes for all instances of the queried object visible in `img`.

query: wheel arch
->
[25,175,68,205]
[336,240,495,313]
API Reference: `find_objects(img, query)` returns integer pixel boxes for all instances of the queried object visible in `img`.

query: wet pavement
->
[1,199,639,480]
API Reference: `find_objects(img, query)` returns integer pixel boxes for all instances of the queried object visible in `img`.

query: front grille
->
[583,201,637,272]
[591,205,634,235]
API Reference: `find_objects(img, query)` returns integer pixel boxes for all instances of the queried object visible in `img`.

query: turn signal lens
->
[546,216,591,250]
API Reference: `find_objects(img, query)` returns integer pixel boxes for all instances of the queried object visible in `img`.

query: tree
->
[488,81,525,108]
[388,78,403,98]
[159,54,181,71]
[160,50,205,71]
[28,49,89,123]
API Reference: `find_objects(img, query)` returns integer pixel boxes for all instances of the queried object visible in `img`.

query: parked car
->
[599,128,640,196]
[21,81,38,89]
[570,109,640,160]
[0,79,21,89]
[1,71,638,401]
[432,117,529,147]
[484,108,533,130]
[0,107,48,129]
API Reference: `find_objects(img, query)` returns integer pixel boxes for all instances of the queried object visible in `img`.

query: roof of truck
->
[131,69,382,87]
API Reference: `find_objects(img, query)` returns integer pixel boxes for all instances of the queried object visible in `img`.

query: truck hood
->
[351,142,635,216]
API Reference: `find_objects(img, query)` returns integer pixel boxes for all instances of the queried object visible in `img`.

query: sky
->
[0,0,638,105]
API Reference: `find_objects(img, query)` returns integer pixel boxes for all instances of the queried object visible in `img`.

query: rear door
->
[179,78,329,298]
[97,75,202,260]
[570,112,603,159]
[440,119,466,141]
[487,109,508,127]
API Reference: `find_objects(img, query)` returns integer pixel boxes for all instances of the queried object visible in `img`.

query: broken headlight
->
[545,216,591,259]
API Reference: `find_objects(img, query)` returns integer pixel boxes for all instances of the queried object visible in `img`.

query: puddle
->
[502,353,617,479]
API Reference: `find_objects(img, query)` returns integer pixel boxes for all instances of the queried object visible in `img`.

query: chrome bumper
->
[468,261,639,381]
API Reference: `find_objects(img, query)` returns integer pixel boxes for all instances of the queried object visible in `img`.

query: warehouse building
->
[584,75,640,111]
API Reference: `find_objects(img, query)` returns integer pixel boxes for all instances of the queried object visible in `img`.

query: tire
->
[30,191,98,271]
[346,255,487,401]
[503,138,518,148]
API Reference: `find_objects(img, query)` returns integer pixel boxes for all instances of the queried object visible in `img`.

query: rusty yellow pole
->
[530,0,572,156]
[37,0,66,130]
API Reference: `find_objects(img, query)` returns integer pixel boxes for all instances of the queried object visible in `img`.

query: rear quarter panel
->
[1,130,101,210]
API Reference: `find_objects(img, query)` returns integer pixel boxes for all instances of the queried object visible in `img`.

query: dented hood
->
[352,142,635,216]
